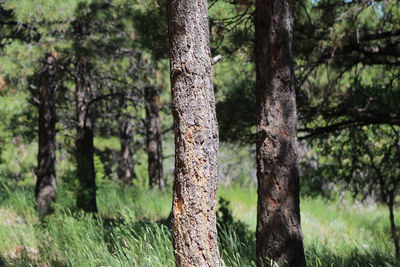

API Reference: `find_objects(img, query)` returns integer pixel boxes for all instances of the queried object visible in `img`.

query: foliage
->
[311,125,400,202]
[0,0,400,265]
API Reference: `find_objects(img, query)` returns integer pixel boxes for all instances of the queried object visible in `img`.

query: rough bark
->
[145,86,164,191]
[75,57,97,213]
[388,194,400,259]
[119,119,136,184]
[35,55,57,217]
[255,0,306,266]
[167,0,220,266]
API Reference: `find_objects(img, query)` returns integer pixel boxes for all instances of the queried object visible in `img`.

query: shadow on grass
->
[305,242,400,267]
[0,251,65,267]
[1,187,398,267]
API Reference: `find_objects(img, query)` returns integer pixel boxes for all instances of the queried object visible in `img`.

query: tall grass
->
[0,180,399,266]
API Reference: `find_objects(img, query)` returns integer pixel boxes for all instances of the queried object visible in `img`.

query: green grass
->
[0,179,399,266]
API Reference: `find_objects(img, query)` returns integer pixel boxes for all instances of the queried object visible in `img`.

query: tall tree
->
[35,54,57,217]
[119,117,136,184]
[167,0,220,265]
[72,10,97,212]
[132,2,169,190]
[255,0,306,266]
[145,86,164,191]
[74,51,97,212]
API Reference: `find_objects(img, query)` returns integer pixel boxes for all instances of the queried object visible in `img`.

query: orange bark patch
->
[186,128,193,139]
[175,197,184,215]
[267,196,279,206]
[278,127,289,137]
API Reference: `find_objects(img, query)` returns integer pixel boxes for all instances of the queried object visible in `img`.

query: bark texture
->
[255,0,306,266]
[35,55,57,217]
[119,119,136,184]
[145,86,164,191]
[167,0,220,266]
[75,57,97,213]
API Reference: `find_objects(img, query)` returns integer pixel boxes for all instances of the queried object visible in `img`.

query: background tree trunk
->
[75,57,97,213]
[388,193,400,259]
[255,0,306,266]
[35,55,57,217]
[119,119,136,184]
[145,86,164,191]
[167,0,220,265]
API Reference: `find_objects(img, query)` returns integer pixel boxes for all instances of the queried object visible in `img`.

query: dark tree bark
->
[75,57,97,213]
[119,118,136,184]
[145,86,164,191]
[35,55,57,217]
[255,0,306,266]
[388,193,400,259]
[167,0,220,266]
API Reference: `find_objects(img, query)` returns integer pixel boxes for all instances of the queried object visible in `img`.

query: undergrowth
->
[0,180,399,266]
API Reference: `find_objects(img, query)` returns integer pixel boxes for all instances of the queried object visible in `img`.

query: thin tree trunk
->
[35,55,57,217]
[75,57,97,212]
[388,194,400,259]
[119,119,136,184]
[145,86,164,191]
[167,0,220,265]
[255,0,306,266]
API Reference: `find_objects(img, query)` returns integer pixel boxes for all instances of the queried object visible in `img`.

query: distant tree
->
[74,56,97,212]
[167,0,220,265]
[0,1,66,216]
[35,54,58,217]
[68,0,141,209]
[132,1,168,190]
[311,125,400,259]
[145,86,164,191]
[71,10,97,212]
[118,118,135,184]
[255,0,306,266]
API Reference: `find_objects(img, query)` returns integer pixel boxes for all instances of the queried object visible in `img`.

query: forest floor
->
[0,180,399,267]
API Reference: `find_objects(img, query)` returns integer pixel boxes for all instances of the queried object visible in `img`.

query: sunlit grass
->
[97,184,172,221]
[0,179,399,266]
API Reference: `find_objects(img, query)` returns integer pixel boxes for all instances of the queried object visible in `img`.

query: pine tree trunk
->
[35,55,57,217]
[167,0,220,265]
[255,0,306,266]
[388,194,400,259]
[119,119,136,184]
[145,86,164,191]
[75,57,97,213]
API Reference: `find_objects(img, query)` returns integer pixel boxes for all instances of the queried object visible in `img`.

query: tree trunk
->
[35,55,57,217]
[145,86,164,191]
[167,0,220,266]
[255,1,306,266]
[388,194,400,259]
[75,57,97,213]
[119,119,136,184]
